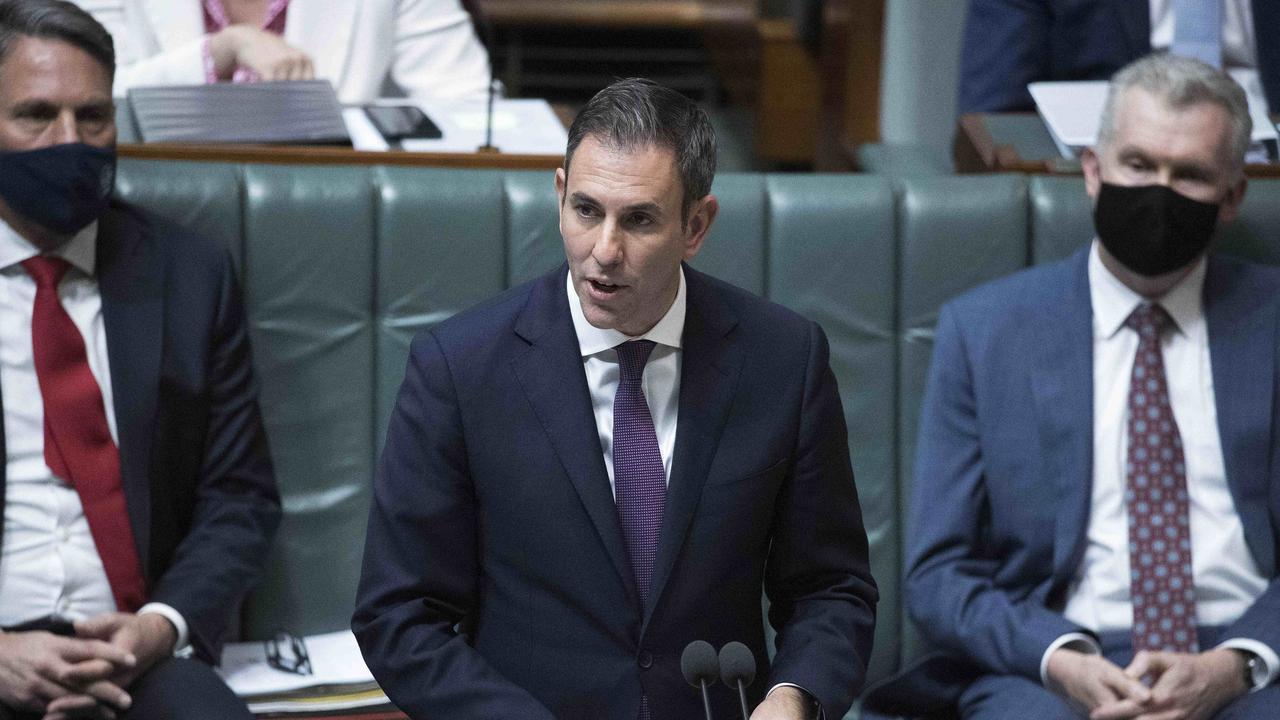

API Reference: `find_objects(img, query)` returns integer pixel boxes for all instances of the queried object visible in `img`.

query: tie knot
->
[615,340,656,383]
[1125,303,1173,338]
[21,256,71,289]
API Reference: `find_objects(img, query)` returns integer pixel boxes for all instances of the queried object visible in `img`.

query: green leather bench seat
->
[112,161,1280,712]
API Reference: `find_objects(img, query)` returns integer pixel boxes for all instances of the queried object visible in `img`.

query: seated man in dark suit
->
[0,2,279,718]
[959,0,1279,114]
[353,78,878,720]
[906,53,1278,719]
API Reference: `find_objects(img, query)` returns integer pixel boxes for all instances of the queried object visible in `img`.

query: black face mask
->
[0,143,116,236]
[1093,182,1220,277]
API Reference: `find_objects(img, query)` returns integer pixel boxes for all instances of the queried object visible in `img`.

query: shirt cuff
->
[137,602,190,656]
[1216,638,1280,690]
[1041,632,1101,685]
[766,683,823,720]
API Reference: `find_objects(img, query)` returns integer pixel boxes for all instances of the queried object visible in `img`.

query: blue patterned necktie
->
[1171,0,1222,68]
[1124,304,1198,655]
[612,340,665,720]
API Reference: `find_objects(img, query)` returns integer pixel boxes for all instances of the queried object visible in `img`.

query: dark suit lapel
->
[644,268,743,626]
[1205,256,1277,575]
[1112,0,1151,58]
[1029,249,1094,589]
[1253,0,1280,109]
[512,268,638,604]
[97,208,163,576]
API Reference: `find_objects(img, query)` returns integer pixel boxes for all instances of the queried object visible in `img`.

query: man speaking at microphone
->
[353,78,878,719]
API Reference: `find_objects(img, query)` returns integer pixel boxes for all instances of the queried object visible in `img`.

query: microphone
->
[466,0,500,153]
[681,640,720,720]
[718,641,756,720]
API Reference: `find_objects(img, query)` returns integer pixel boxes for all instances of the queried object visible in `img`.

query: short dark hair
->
[564,78,717,220]
[0,0,115,79]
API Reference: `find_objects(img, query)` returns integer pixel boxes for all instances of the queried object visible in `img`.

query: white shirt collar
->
[0,216,99,277]
[566,267,686,357]
[1088,239,1205,340]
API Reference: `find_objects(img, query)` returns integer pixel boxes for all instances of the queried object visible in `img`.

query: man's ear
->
[554,167,567,228]
[1082,147,1102,201]
[1217,175,1248,226]
[682,194,718,261]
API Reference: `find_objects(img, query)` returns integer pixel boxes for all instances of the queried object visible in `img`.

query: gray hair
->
[0,0,114,79]
[564,78,717,221]
[1097,53,1251,173]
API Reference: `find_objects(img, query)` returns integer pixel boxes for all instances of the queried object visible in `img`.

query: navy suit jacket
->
[888,248,1280,711]
[353,265,877,719]
[959,0,1280,113]
[0,202,281,663]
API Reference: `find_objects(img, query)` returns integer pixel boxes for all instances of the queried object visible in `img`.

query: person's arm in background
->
[74,0,314,96]
[390,0,491,100]
[958,0,1052,113]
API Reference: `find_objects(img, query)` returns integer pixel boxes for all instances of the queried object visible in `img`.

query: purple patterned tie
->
[613,340,664,720]
[1124,304,1198,655]
[614,340,666,599]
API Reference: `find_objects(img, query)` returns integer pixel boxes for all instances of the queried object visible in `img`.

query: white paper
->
[217,629,375,697]
[341,97,567,155]
[1029,69,1277,159]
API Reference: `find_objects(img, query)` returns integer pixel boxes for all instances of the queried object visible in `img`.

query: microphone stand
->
[735,678,749,720]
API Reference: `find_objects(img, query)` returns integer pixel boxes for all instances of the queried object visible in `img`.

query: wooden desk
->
[116,102,573,169]
[955,112,1280,177]
[119,143,563,169]
[478,0,754,30]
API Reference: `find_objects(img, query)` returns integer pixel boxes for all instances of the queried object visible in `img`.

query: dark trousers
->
[0,619,252,720]
[958,627,1278,720]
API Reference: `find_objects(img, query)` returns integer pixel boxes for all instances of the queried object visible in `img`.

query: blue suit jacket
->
[893,248,1280,709]
[959,0,1280,113]
[353,265,877,719]
[0,202,280,662]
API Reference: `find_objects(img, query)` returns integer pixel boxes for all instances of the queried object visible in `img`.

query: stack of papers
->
[1028,68,1278,160]
[218,630,394,715]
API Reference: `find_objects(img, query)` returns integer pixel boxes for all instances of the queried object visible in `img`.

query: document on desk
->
[218,629,375,697]
[344,97,569,155]
[1029,69,1277,159]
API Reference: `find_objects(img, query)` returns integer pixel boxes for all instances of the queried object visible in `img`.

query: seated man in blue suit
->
[959,0,1279,114]
[905,54,1279,719]
[0,2,279,719]
[353,78,878,720]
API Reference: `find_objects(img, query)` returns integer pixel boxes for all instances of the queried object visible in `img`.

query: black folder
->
[127,80,351,146]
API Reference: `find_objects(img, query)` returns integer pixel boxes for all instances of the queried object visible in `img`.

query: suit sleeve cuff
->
[137,602,191,656]
[1040,632,1100,686]
[767,683,823,720]
[1216,638,1280,690]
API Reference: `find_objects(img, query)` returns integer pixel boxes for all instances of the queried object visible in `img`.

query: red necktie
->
[23,256,147,613]
[1124,303,1197,654]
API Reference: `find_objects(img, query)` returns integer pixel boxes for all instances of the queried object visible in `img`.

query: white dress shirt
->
[0,218,188,649]
[1040,242,1278,688]
[1150,0,1257,68]
[567,271,684,495]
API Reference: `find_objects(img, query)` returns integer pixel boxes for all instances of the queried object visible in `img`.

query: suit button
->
[637,650,653,669]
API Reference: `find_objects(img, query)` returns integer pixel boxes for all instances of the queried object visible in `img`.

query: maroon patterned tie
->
[613,340,665,720]
[1124,303,1197,654]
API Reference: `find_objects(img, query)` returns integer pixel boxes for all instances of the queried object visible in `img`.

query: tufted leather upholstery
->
[112,161,1280,712]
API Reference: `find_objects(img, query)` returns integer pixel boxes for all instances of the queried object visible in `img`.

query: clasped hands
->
[0,613,176,720]
[1047,646,1249,720]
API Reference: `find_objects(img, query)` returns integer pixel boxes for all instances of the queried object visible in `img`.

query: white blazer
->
[77,0,492,102]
